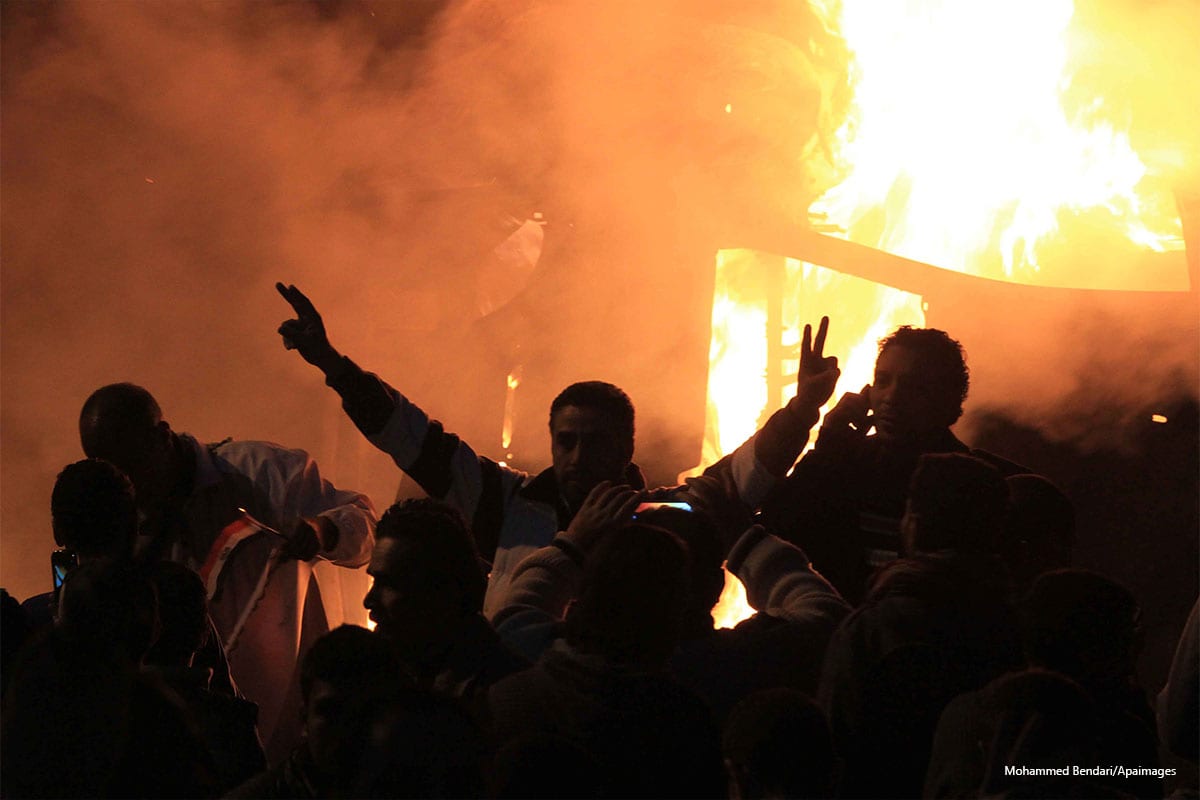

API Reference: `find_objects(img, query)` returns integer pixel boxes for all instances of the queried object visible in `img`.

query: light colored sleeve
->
[725,524,850,628]
[328,362,530,565]
[223,441,376,568]
[490,542,581,663]
[490,542,583,627]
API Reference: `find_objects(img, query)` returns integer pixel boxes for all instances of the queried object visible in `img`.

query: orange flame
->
[706,0,1184,629]
[808,0,1183,283]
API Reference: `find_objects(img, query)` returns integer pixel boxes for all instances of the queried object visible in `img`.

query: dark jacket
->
[487,640,725,799]
[762,429,1025,604]
[818,552,1024,798]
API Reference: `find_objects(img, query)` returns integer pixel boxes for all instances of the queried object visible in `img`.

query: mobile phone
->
[52,549,78,593]
[632,501,693,519]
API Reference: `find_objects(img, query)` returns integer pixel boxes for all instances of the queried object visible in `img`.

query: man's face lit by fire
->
[550,405,633,509]
[870,344,961,448]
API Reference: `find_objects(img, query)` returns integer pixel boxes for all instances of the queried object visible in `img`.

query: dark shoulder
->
[967,447,1030,477]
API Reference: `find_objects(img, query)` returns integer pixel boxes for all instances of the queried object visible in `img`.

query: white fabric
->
[175,434,375,761]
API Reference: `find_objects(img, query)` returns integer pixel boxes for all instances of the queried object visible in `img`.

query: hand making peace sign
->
[793,315,841,412]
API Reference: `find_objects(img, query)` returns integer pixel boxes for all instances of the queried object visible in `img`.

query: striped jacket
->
[323,356,779,617]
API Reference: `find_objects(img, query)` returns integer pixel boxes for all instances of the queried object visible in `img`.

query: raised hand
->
[815,384,872,453]
[793,315,841,413]
[561,480,642,555]
[276,282,340,373]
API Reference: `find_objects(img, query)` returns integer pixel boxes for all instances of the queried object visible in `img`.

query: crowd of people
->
[0,282,1195,799]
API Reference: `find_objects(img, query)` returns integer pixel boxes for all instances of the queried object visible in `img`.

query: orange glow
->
[706,251,924,629]
[501,369,521,450]
[706,0,1185,628]
[808,0,1184,286]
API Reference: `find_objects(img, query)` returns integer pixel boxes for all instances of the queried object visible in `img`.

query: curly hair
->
[878,326,969,414]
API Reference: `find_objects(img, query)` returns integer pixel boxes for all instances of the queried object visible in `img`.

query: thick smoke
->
[0,0,844,600]
[1,0,1196,602]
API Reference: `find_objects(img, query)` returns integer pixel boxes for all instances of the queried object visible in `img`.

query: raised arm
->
[275,282,524,564]
[681,471,849,628]
[725,524,849,628]
[709,316,842,508]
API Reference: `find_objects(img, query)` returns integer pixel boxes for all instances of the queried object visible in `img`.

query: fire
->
[808,0,1183,283]
[706,0,1184,628]
[501,369,522,451]
[707,252,924,629]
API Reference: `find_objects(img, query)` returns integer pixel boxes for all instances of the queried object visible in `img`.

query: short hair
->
[51,459,138,558]
[1021,569,1140,682]
[878,327,969,417]
[565,522,690,665]
[80,381,162,438]
[548,381,635,447]
[375,499,487,615]
[906,453,1009,554]
[300,624,407,704]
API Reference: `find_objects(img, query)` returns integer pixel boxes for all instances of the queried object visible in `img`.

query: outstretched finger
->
[276,282,319,320]
[800,323,813,362]
[813,316,830,358]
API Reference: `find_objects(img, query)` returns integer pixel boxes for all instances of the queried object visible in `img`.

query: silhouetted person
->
[21,458,139,629]
[761,325,1031,604]
[487,522,726,799]
[1,588,32,698]
[78,382,376,760]
[818,453,1023,799]
[144,561,266,793]
[276,283,816,616]
[1020,569,1161,798]
[657,477,850,728]
[22,457,239,698]
[342,687,488,799]
[490,734,604,799]
[1158,597,1198,765]
[1000,473,1075,595]
[492,474,849,728]
[723,688,834,800]
[364,498,527,701]
[3,559,218,798]
[227,624,410,799]
[924,669,1123,799]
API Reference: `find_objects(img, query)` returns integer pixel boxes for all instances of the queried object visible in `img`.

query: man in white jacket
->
[79,382,376,761]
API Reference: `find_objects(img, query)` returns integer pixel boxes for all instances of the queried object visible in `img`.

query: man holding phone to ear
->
[760,326,1029,605]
